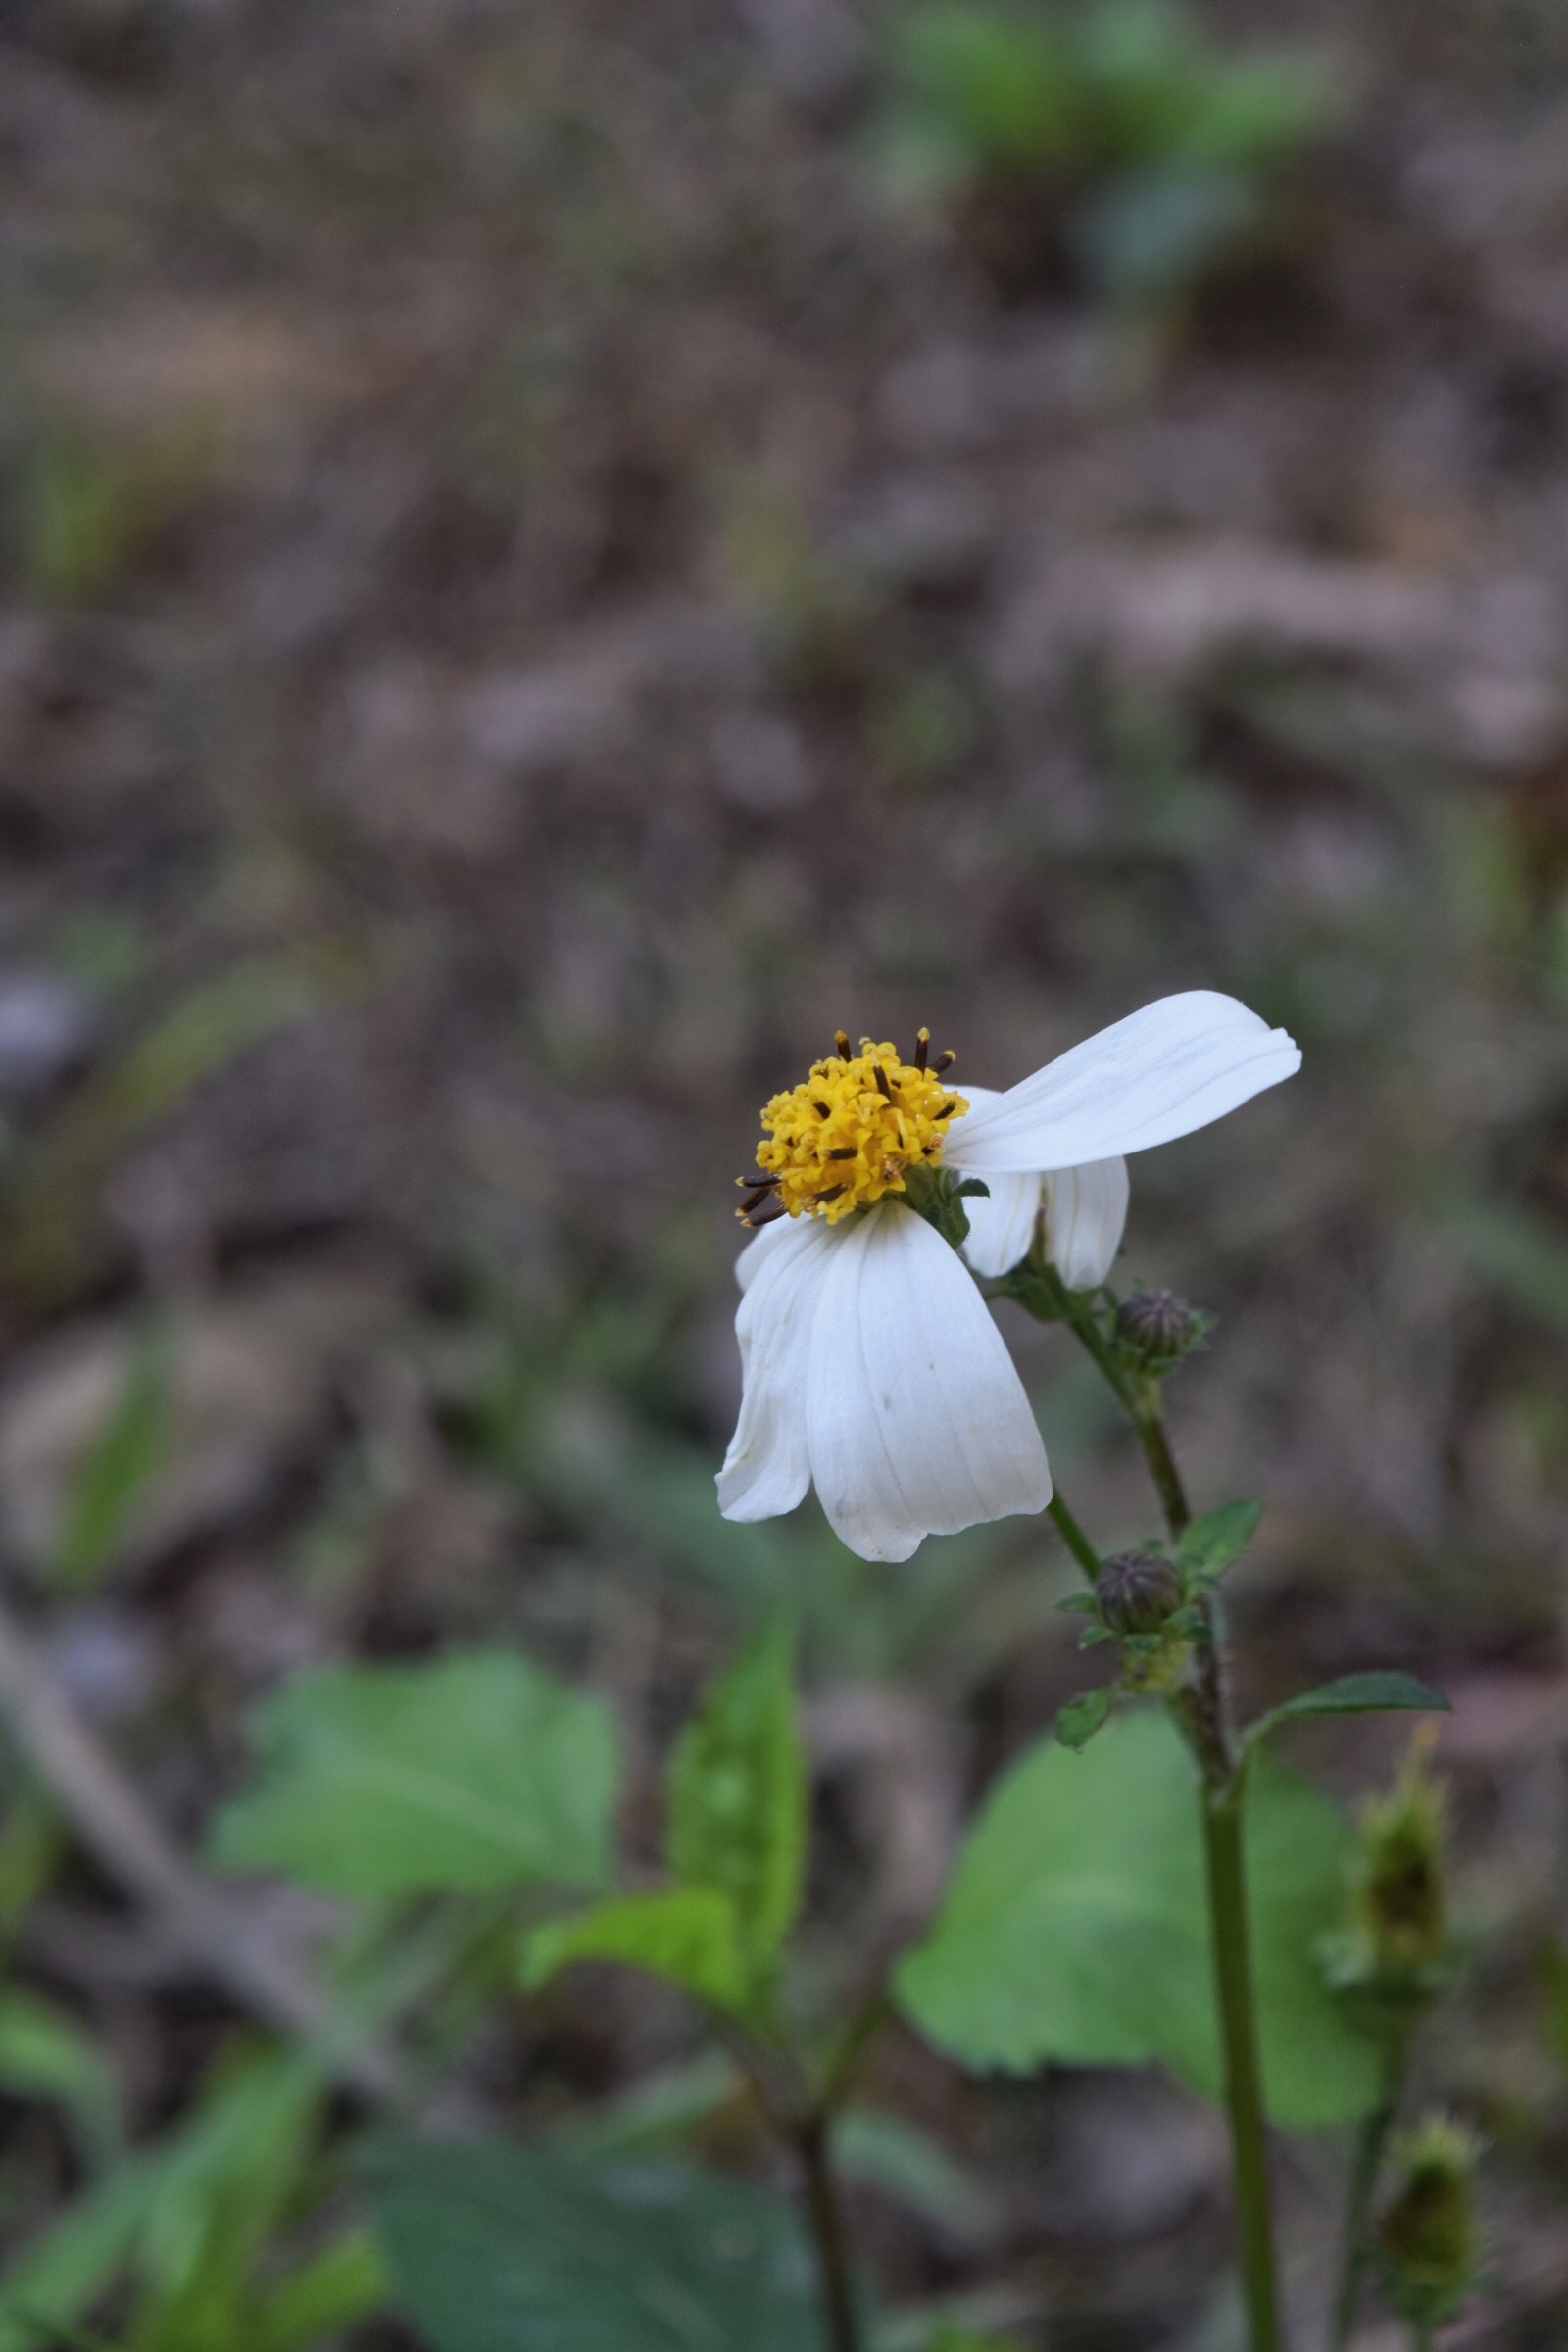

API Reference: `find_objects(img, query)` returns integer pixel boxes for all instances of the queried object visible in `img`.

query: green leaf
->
[366,2138,826,2352]
[522,1890,747,2014]
[1054,1688,1113,1752]
[1254,1672,1450,1740]
[896,1708,1379,2129]
[253,2230,387,2352]
[210,1650,616,1898]
[667,1622,806,1969]
[0,1990,122,2172]
[1176,1497,1262,1581]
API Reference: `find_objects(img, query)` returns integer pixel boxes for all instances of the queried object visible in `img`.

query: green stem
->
[1203,1783,1284,2352]
[797,2112,863,2352]
[1047,1490,1101,1583]
[1022,1265,1281,2352]
[1327,2034,1407,2352]
[1133,1399,1191,1538]
[820,1987,891,2113]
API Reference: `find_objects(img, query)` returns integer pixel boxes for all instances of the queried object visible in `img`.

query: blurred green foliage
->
[525,1622,807,2022]
[875,0,1339,302]
[209,1651,617,1899]
[368,2138,824,2352]
[51,1321,173,1591]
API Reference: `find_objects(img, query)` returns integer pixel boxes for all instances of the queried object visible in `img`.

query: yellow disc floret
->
[744,1032,967,1224]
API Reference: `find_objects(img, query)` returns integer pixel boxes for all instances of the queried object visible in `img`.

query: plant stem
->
[1047,1489,1101,1583]
[1203,1781,1283,2352]
[1133,1401,1191,1538]
[797,2112,863,2352]
[1029,1268,1281,2352]
[1327,2034,1407,2352]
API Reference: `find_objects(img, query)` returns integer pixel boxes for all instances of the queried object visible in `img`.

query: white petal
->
[947,1085,1044,1279]
[1041,1157,1129,1289]
[944,992,1300,1174]
[735,1214,793,1294]
[717,1215,836,1523]
[805,1202,1052,1563]
[958,1170,1042,1278]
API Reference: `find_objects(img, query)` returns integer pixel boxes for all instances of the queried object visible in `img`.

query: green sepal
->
[1078,1623,1115,1649]
[906,1165,990,1250]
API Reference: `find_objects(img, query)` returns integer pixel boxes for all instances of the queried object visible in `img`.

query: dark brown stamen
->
[813,1099,831,1117]
[834,1030,852,1060]
[934,1098,957,1118]
[826,1147,857,1160]
[935,1050,956,1073]
[735,1172,781,1189]
[872,1063,893,1102]
[815,1184,848,1203]
[738,1184,778,1211]
[914,1026,930,1072]
[743,1197,788,1228]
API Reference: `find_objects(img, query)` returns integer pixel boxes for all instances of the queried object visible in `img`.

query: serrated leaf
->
[1176,1497,1262,1580]
[210,1650,616,1898]
[522,1889,747,2014]
[366,2138,826,2352]
[896,1708,1379,2130]
[1054,1689,1113,1752]
[667,1622,806,1968]
[1255,1672,1450,1738]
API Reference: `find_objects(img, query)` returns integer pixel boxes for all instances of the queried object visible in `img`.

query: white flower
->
[717,991,1299,1562]
[953,1103,1130,1286]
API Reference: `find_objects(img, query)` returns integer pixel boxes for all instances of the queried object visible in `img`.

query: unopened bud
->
[1377,2115,1480,2329]
[1357,1735,1447,1979]
[1096,1550,1183,1638]
[1113,1288,1200,1371]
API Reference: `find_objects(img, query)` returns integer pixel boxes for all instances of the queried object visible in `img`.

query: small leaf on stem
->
[1054,1688,1113,1751]
[1176,1496,1263,1582]
[1255,1672,1450,1740]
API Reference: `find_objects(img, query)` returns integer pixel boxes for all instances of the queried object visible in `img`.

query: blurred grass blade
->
[0,1990,122,2173]
[51,1320,173,1589]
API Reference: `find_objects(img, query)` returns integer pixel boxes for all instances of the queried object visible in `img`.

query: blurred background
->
[2,0,1568,2342]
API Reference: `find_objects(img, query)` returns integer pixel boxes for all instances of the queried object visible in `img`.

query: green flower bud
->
[1377,2115,1480,2329]
[1096,1549,1183,1638]
[1113,1288,1201,1372]
[1357,1735,1447,1979]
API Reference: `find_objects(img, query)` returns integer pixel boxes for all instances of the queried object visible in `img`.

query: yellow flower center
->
[741,1031,967,1225]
